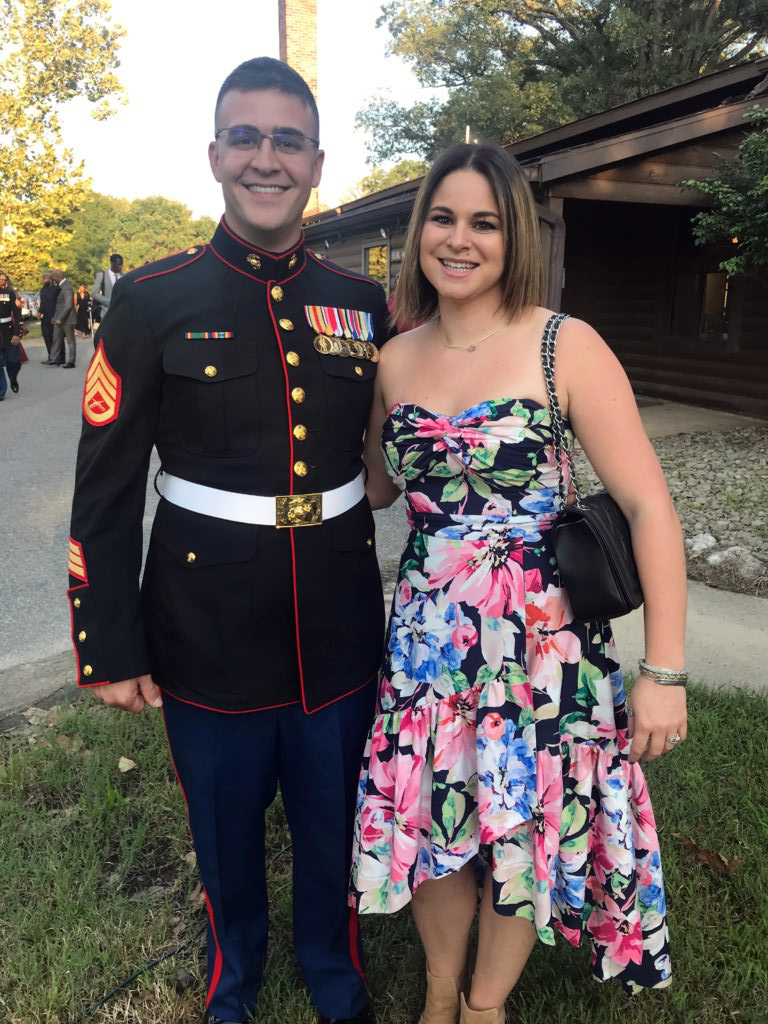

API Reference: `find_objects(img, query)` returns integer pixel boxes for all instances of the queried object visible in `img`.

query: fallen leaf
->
[184,851,197,869]
[673,833,741,875]
[55,734,73,750]
[118,756,137,773]
[188,882,206,908]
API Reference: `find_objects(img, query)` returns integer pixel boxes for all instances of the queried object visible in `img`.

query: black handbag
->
[541,313,644,622]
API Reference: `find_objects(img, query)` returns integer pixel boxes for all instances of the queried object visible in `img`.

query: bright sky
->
[58,0,433,220]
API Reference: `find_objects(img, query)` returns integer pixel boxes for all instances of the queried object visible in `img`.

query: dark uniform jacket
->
[0,286,21,349]
[68,219,390,713]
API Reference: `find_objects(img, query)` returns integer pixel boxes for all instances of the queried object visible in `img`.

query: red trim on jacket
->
[219,216,305,259]
[209,242,269,282]
[133,247,206,284]
[157,688,301,714]
[307,251,379,286]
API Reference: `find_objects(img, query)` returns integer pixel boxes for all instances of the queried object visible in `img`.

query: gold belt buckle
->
[275,492,323,528]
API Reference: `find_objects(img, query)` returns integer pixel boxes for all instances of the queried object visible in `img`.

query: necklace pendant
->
[467,344,477,352]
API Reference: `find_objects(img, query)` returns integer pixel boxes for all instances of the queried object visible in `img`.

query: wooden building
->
[304,58,768,415]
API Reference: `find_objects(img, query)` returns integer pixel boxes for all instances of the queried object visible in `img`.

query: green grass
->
[1,685,767,1024]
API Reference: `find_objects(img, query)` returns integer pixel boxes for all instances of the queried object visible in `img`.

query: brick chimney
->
[278,0,317,100]
[278,0,321,216]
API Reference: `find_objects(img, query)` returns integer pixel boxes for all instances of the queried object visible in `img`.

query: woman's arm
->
[560,319,687,764]
[364,353,402,511]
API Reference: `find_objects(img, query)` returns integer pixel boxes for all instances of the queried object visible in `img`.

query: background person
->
[39,271,59,362]
[0,271,23,398]
[49,269,77,368]
[91,253,123,332]
[75,284,92,337]
[351,142,687,1024]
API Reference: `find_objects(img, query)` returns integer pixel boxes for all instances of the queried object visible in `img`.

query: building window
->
[364,244,389,291]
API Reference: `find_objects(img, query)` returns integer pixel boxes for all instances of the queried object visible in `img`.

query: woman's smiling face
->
[418,169,505,304]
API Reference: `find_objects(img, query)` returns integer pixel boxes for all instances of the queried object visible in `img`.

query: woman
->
[350,144,687,1024]
[0,272,23,397]
[74,284,91,337]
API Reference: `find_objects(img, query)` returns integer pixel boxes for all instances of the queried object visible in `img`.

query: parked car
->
[19,291,39,318]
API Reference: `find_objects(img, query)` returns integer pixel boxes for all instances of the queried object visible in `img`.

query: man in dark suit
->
[39,271,60,363]
[67,58,389,1024]
[49,270,76,367]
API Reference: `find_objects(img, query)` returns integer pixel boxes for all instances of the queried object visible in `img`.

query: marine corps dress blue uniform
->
[67,218,390,1021]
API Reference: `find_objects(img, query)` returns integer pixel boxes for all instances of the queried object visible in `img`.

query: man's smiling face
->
[209,88,324,252]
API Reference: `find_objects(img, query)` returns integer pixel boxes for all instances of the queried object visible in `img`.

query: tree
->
[681,105,768,285]
[0,0,125,285]
[343,159,429,201]
[54,193,217,283]
[359,1,768,162]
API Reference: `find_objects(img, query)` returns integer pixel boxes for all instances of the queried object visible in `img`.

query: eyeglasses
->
[214,125,319,154]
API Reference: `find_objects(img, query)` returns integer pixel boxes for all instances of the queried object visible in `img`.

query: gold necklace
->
[435,317,509,353]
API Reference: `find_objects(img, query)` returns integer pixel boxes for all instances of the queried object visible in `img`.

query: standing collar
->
[210,217,307,282]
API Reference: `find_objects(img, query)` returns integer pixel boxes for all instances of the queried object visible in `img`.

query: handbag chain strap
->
[540,313,584,509]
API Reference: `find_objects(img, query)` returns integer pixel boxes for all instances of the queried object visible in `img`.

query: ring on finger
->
[665,733,682,745]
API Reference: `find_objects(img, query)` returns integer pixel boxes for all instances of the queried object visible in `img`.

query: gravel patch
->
[575,425,768,598]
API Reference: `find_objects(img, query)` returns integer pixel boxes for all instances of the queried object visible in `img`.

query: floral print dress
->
[349,391,671,992]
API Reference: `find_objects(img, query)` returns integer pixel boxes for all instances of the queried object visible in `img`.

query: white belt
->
[0,317,12,324]
[159,470,365,528]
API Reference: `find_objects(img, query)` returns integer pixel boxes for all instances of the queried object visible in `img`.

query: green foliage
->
[0,0,126,286]
[343,159,429,201]
[360,0,768,162]
[681,105,768,282]
[53,193,217,284]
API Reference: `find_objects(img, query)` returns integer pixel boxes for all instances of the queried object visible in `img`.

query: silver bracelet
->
[638,659,688,686]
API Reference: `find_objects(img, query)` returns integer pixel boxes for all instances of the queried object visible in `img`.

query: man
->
[0,272,23,398]
[68,58,388,1024]
[39,271,59,363]
[49,270,77,368]
[91,253,124,332]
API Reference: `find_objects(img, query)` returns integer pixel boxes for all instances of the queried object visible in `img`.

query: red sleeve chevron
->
[83,341,122,426]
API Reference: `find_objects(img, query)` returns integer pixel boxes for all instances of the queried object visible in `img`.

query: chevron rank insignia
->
[68,538,88,582]
[83,342,122,426]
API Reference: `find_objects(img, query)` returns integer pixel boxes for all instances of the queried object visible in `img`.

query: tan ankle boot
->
[418,967,462,1024]
[459,993,505,1023]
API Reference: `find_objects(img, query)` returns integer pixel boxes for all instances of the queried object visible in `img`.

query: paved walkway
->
[1,371,765,724]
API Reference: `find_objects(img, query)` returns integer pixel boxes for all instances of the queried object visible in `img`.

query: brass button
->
[291,387,305,403]
[293,461,308,477]
[286,351,300,367]
[279,318,294,331]
[186,247,198,254]
[366,538,373,547]
[354,365,364,376]
[186,552,196,563]
[78,630,87,642]
[204,365,218,378]
[83,665,93,677]
[293,424,308,441]
[247,253,262,270]
[73,598,81,609]
[271,285,284,301]
[288,254,298,269]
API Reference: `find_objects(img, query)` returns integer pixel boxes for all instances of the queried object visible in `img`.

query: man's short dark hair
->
[110,254,123,262]
[215,57,319,138]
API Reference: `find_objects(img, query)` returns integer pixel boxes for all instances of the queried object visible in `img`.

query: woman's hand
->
[627,674,687,763]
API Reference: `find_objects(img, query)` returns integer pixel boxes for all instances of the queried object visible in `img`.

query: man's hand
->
[10,335,20,346]
[92,675,163,713]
